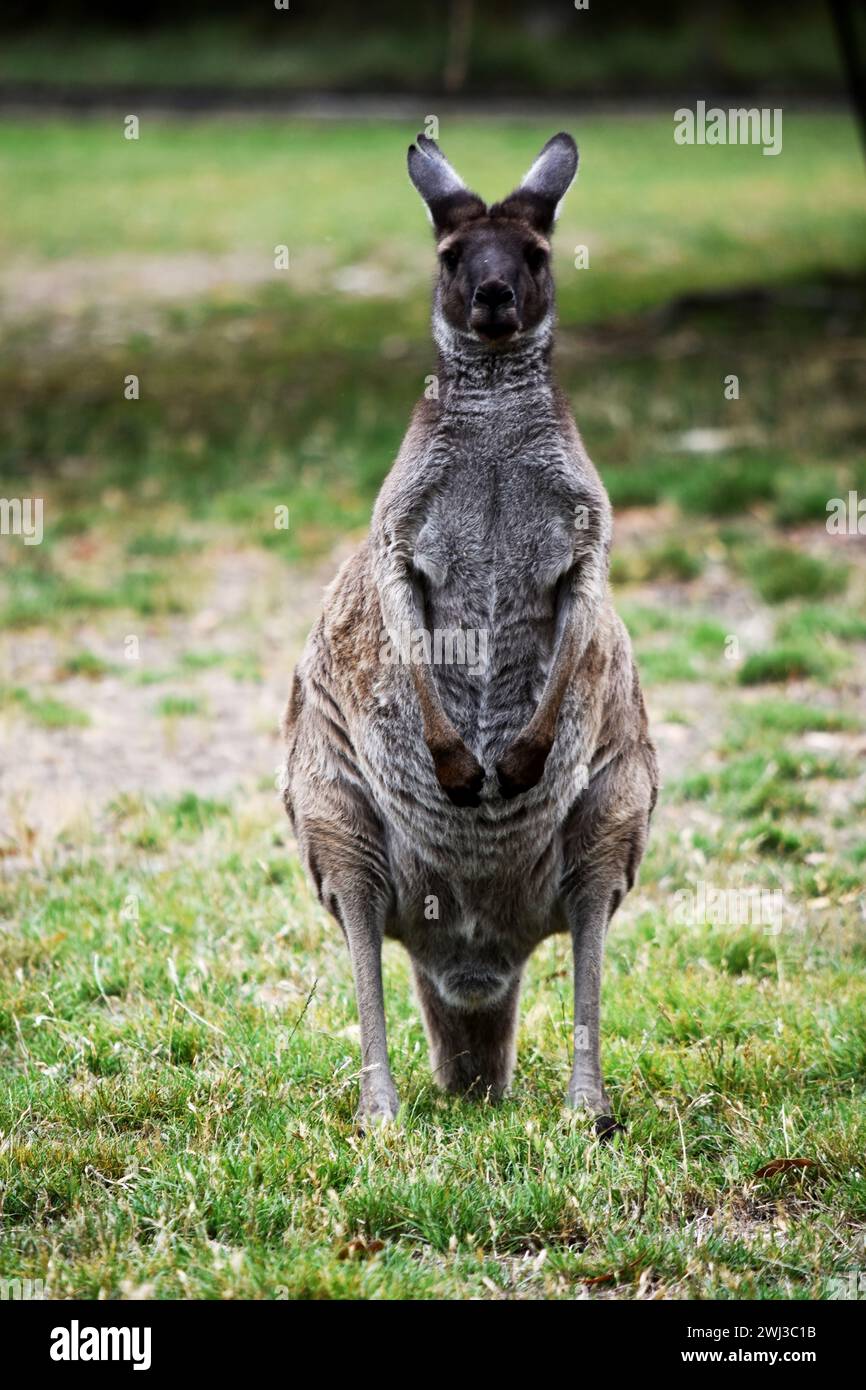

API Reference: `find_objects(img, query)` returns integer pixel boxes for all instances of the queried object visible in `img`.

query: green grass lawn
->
[1,114,865,1299]
[2,114,863,302]
[1,758,865,1299]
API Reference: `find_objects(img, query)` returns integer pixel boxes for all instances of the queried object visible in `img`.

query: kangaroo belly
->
[355,665,590,887]
[422,582,554,764]
[386,844,569,1006]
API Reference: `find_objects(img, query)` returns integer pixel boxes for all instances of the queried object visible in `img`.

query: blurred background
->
[0,0,859,99]
[0,0,864,838]
[1,1,866,1303]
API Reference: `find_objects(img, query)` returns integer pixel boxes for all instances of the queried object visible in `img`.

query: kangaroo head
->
[407,131,578,347]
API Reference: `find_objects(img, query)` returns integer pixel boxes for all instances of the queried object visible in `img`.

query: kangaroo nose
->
[473,279,515,310]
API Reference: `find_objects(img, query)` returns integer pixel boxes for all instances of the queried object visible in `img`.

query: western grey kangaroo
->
[282,132,658,1135]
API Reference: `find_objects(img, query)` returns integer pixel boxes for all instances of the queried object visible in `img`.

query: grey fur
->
[282,132,658,1130]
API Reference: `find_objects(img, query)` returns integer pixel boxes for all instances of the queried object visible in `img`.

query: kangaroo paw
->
[495,736,551,798]
[432,741,485,808]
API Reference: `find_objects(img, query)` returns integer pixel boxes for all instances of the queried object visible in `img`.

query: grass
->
[1,117,863,562]
[0,685,89,728]
[738,645,834,686]
[776,605,866,644]
[1,790,865,1300]
[725,698,858,741]
[1,112,865,1300]
[156,695,206,718]
[674,746,851,822]
[57,650,118,680]
[743,547,849,605]
[0,115,863,297]
[611,541,705,585]
[0,554,191,629]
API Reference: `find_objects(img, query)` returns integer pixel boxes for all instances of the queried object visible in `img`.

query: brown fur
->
[281,132,658,1131]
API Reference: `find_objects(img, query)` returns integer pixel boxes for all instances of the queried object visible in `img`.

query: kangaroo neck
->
[433,310,555,415]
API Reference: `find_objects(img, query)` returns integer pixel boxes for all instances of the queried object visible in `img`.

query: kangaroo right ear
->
[407,133,485,234]
[496,132,578,234]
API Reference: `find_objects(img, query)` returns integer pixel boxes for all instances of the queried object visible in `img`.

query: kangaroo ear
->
[407,133,485,234]
[497,132,578,234]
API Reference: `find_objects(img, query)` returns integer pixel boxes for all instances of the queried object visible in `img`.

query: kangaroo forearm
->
[378,561,462,751]
[521,550,605,748]
[524,623,577,748]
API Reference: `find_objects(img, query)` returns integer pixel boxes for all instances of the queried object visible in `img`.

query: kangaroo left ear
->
[407,133,486,235]
[496,132,578,235]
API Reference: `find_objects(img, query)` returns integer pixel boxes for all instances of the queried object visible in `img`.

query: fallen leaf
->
[754,1158,824,1179]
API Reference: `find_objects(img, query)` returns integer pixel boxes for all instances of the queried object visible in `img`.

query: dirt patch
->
[0,249,413,329]
[0,544,341,845]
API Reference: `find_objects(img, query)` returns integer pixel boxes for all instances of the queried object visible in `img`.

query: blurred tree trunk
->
[829,0,866,160]
[444,0,474,92]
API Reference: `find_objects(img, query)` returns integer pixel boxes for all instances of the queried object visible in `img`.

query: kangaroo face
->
[407,130,578,348]
[436,219,551,343]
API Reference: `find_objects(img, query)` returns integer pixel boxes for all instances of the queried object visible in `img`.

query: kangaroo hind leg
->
[561,739,656,1138]
[298,805,398,1129]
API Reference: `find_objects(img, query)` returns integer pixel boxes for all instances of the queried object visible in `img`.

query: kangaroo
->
[282,132,658,1135]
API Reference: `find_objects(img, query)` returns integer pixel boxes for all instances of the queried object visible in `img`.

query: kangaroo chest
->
[409,423,579,756]
[413,431,576,625]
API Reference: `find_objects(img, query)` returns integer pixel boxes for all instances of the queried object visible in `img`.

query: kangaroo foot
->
[355,1084,399,1134]
[565,1087,624,1142]
[594,1115,626,1143]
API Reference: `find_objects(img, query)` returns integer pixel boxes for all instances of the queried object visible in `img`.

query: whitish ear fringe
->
[408,133,467,220]
[520,151,551,190]
[413,134,466,194]
[519,136,578,223]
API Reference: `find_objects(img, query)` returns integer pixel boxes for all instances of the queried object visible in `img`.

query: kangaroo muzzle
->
[470,277,520,339]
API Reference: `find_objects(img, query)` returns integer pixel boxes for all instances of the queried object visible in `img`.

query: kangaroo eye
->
[440,247,460,273]
[525,245,547,274]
